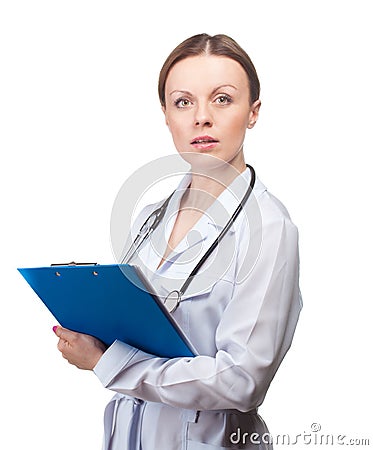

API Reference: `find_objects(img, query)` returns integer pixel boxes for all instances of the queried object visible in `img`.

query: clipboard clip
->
[50,261,98,266]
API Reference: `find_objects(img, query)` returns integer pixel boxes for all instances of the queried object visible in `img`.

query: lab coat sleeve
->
[94,200,302,412]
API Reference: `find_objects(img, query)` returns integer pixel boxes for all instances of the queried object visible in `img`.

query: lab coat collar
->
[169,166,255,234]
[153,166,256,268]
[205,166,254,232]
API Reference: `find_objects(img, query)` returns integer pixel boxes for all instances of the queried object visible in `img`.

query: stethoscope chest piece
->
[164,290,181,313]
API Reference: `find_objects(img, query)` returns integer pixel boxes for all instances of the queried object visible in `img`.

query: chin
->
[178,151,227,171]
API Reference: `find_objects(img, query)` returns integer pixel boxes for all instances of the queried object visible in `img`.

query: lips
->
[190,135,218,145]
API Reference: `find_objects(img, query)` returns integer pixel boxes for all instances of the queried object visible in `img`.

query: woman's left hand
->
[53,326,108,370]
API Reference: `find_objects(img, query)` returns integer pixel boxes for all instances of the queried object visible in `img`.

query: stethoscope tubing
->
[121,192,174,264]
[122,164,256,312]
[177,164,256,297]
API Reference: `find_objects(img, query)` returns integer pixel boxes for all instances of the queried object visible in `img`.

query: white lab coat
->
[94,167,302,449]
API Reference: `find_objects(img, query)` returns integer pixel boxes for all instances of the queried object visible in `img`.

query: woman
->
[54,33,302,449]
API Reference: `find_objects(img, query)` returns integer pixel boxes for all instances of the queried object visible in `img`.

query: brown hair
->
[158,33,260,107]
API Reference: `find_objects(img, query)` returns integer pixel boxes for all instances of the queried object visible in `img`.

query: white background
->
[1,1,372,448]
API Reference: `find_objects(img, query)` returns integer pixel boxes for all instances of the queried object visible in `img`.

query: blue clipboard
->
[18,264,196,358]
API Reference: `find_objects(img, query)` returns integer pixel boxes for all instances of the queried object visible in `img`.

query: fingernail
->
[52,326,58,333]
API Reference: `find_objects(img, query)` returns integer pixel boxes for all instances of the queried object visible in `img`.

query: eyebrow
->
[169,84,238,97]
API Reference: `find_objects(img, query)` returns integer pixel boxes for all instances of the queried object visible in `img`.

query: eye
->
[174,97,192,108]
[214,94,232,105]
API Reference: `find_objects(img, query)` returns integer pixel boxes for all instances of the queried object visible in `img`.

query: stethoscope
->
[121,164,256,313]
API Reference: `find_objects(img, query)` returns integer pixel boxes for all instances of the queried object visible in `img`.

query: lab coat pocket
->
[186,411,236,449]
[180,273,234,302]
[186,442,228,450]
[186,411,269,450]
[182,275,235,326]
[181,275,220,301]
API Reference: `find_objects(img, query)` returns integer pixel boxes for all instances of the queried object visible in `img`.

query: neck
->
[181,156,247,211]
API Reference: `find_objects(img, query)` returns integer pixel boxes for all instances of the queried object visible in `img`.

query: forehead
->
[165,55,249,93]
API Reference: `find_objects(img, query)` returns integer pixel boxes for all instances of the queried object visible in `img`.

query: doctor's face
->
[163,55,260,172]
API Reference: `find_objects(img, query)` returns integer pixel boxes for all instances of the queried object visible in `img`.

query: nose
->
[194,102,213,128]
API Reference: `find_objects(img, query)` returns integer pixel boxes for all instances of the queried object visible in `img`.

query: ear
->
[247,99,261,129]
[162,105,169,127]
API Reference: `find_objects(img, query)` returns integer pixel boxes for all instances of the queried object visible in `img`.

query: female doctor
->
[54,33,302,449]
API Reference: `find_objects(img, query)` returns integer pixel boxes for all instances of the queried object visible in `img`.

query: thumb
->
[52,325,69,339]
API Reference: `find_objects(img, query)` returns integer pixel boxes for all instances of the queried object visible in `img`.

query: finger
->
[53,325,76,342]
[53,325,66,337]
[57,338,68,352]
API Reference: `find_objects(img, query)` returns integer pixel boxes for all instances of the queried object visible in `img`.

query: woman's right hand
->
[53,326,108,370]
